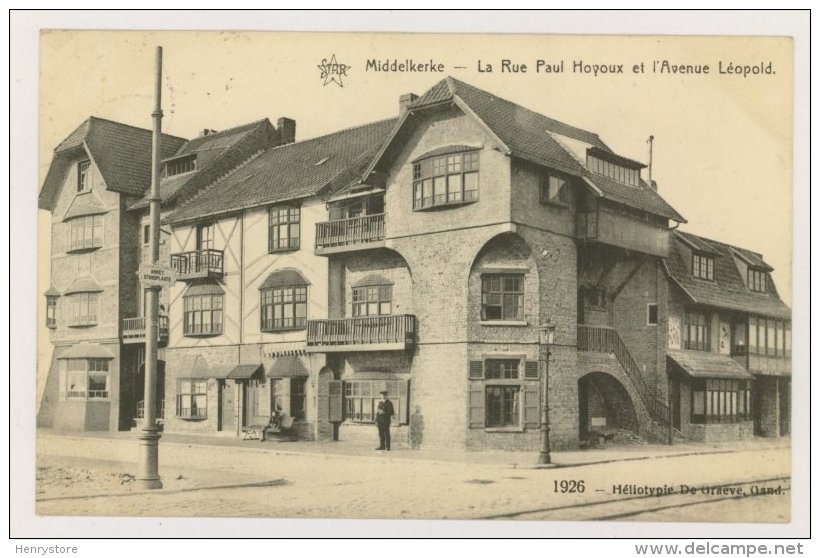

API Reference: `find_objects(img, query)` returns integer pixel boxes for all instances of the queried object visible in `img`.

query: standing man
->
[375,390,395,451]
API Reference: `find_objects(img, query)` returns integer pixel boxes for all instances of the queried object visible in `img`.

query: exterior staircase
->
[577,325,673,436]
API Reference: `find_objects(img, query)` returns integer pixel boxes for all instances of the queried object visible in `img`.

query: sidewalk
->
[38,427,791,469]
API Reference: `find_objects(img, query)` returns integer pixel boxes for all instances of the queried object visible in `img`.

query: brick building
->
[38,77,791,449]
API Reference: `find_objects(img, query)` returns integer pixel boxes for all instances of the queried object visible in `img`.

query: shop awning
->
[57,342,115,359]
[667,350,755,380]
[267,356,309,378]
[352,274,394,288]
[227,364,264,379]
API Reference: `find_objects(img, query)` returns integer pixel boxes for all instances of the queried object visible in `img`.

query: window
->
[732,319,747,355]
[586,154,640,186]
[484,359,520,380]
[540,173,570,206]
[485,386,520,427]
[46,296,58,329]
[68,293,98,326]
[68,215,103,251]
[684,311,710,351]
[260,285,307,331]
[343,380,408,424]
[183,294,223,336]
[692,253,715,281]
[290,378,307,420]
[196,222,215,251]
[352,285,392,317]
[177,379,207,418]
[691,379,752,424]
[77,161,91,192]
[65,359,109,399]
[748,268,767,293]
[413,150,479,209]
[748,316,791,357]
[143,224,150,245]
[647,303,659,326]
[268,206,301,252]
[481,274,524,321]
[165,155,197,177]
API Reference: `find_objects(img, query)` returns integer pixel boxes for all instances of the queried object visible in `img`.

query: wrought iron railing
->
[170,249,224,277]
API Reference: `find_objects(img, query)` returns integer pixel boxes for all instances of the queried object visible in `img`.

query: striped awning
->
[259,268,310,290]
[267,356,309,378]
[57,342,115,359]
[228,364,264,379]
[64,275,103,294]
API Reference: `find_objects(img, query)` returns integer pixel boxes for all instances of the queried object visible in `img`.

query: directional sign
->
[138,264,177,288]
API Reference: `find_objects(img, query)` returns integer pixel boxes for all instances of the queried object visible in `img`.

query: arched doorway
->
[578,371,638,441]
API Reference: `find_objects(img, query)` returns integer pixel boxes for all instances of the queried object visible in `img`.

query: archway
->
[578,371,638,441]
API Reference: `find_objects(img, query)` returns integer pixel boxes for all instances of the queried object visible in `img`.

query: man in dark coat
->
[375,390,395,451]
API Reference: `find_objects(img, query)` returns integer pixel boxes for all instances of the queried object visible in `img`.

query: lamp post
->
[538,325,556,466]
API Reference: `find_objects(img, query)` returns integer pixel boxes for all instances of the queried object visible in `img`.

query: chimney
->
[399,93,418,115]
[277,117,296,145]
[649,179,658,191]
[199,128,218,137]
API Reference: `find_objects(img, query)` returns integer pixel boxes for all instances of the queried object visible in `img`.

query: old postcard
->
[14,15,808,539]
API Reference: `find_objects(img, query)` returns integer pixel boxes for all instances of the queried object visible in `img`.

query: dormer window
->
[77,161,91,192]
[748,268,767,293]
[164,155,197,177]
[412,148,479,210]
[692,253,714,281]
[586,147,644,187]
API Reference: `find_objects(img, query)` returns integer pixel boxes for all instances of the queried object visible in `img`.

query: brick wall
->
[755,375,780,437]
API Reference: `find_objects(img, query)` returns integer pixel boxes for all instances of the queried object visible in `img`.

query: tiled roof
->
[267,356,309,378]
[665,231,790,319]
[64,275,103,294]
[667,350,755,380]
[165,118,397,224]
[259,269,310,290]
[130,119,274,210]
[401,77,683,221]
[57,342,115,360]
[184,281,225,297]
[40,117,187,210]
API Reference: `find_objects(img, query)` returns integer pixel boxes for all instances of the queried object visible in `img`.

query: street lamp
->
[538,325,556,465]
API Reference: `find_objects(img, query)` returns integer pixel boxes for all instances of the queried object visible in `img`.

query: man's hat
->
[379,390,389,395]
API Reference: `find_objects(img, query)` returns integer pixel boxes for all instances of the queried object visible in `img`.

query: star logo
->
[317,54,350,87]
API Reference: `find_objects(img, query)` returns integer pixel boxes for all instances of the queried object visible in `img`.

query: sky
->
[38,30,793,307]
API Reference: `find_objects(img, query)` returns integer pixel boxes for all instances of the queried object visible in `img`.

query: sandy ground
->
[34,432,790,523]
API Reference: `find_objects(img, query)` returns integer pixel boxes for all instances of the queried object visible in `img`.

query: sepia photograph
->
[10,10,810,543]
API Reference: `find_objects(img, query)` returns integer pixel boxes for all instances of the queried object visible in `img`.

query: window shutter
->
[523,384,540,429]
[524,360,540,379]
[468,384,485,428]
[469,360,484,379]
[57,360,67,402]
[328,380,343,422]
[398,380,409,424]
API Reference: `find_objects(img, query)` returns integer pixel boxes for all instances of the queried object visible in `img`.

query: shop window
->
[691,379,752,424]
[290,378,307,420]
[481,274,524,321]
[177,379,207,419]
[343,380,408,424]
[65,359,109,399]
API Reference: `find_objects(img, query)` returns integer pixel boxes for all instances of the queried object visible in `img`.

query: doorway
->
[219,380,234,432]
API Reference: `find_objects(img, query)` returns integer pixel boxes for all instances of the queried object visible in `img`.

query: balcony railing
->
[136,399,165,420]
[577,324,669,427]
[315,214,385,254]
[170,249,224,280]
[306,314,416,352]
[122,316,169,346]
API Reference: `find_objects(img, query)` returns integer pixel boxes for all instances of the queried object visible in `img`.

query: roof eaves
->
[361,110,412,181]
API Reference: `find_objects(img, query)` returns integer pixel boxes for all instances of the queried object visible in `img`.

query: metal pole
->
[137,46,164,490]
[537,343,552,465]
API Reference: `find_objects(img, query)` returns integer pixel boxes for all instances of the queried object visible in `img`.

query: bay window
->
[260,285,307,331]
[691,379,752,424]
[68,292,98,327]
[183,290,223,336]
[65,359,109,399]
[413,149,479,210]
[68,215,103,251]
[352,284,392,317]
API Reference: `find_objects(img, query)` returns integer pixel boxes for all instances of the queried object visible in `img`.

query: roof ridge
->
[676,230,763,258]
[184,117,269,143]
[265,117,397,153]
[86,115,188,142]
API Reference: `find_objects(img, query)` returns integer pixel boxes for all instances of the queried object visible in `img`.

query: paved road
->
[35,432,790,523]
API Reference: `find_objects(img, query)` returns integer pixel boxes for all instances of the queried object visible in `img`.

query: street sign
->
[138,264,177,288]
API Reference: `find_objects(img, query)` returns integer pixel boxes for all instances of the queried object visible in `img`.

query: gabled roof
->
[165,118,397,225]
[665,231,790,319]
[368,77,684,222]
[130,118,276,210]
[39,117,187,211]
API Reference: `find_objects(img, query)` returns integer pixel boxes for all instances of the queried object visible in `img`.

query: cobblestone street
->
[35,430,790,524]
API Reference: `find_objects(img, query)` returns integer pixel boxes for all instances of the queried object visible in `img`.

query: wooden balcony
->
[306,314,416,353]
[577,210,669,257]
[121,316,169,347]
[315,214,386,255]
[170,249,224,280]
